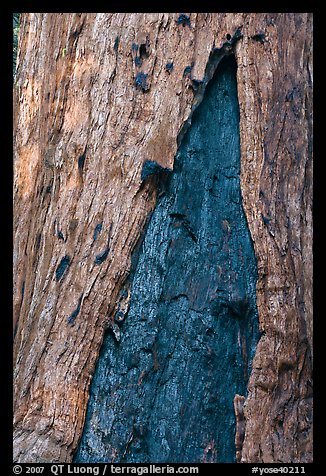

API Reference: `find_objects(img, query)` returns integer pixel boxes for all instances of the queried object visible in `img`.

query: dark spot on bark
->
[70,20,85,40]
[78,147,87,171]
[165,62,174,74]
[131,42,138,53]
[261,213,271,226]
[55,255,71,281]
[134,56,142,67]
[141,160,172,182]
[57,230,65,241]
[176,14,191,27]
[95,248,109,265]
[182,221,197,242]
[120,287,128,299]
[93,223,103,242]
[191,78,203,92]
[133,422,147,438]
[114,310,125,323]
[134,72,149,92]
[278,361,295,372]
[226,33,232,40]
[170,214,197,242]
[233,28,243,41]
[125,352,140,370]
[68,294,83,326]
[169,212,186,219]
[69,219,78,231]
[294,16,303,29]
[114,36,119,52]
[21,281,25,300]
[251,32,266,44]
[46,184,52,193]
[139,40,150,59]
[285,86,302,116]
[183,65,193,78]
[36,233,41,250]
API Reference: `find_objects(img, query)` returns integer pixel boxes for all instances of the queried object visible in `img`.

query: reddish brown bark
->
[13,13,312,463]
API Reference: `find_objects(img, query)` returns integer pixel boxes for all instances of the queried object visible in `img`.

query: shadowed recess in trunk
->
[74,55,260,463]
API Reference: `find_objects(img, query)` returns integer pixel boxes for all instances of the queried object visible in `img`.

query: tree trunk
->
[13,13,312,463]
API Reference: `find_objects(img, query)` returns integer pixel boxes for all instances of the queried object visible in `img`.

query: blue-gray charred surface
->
[74,56,260,463]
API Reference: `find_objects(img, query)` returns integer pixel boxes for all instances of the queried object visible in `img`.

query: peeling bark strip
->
[14,14,312,463]
[75,56,260,463]
[234,394,246,463]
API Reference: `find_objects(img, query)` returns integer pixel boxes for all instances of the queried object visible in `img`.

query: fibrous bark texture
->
[13,13,312,463]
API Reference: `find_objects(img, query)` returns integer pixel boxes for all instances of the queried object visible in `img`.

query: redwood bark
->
[13,13,312,463]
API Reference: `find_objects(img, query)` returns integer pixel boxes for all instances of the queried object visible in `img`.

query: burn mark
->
[134,56,142,67]
[169,212,186,219]
[251,32,266,44]
[93,223,103,242]
[141,160,172,182]
[55,255,71,281]
[165,62,174,74]
[114,36,119,52]
[68,294,83,326]
[139,39,150,60]
[114,283,131,324]
[132,41,144,67]
[210,296,248,320]
[285,87,300,102]
[78,146,87,171]
[261,213,271,226]
[94,226,113,265]
[36,233,42,250]
[183,65,193,78]
[170,213,197,242]
[134,72,149,92]
[104,319,121,342]
[182,221,197,242]
[114,310,125,323]
[70,19,85,40]
[232,28,243,42]
[95,248,109,265]
[176,14,191,27]
[191,78,203,92]
[69,219,79,232]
